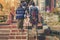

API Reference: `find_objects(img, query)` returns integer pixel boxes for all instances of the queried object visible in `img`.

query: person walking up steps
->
[16,3,25,29]
[29,2,39,27]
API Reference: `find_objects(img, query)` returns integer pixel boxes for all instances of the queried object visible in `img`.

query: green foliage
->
[0,15,7,22]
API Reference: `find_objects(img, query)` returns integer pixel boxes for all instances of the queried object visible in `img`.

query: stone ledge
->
[21,36,27,39]
[0,34,9,35]
[9,36,15,39]
[16,36,21,39]
[8,39,27,40]
[11,30,19,32]
[19,29,28,32]
[0,25,17,29]
[0,36,9,39]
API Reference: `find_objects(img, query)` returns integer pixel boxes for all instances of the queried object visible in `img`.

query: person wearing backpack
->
[16,3,25,29]
[29,3,39,27]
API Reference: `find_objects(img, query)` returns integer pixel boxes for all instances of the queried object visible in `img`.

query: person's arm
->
[29,7,32,15]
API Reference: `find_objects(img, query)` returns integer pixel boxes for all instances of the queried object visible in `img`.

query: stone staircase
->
[9,29,28,40]
[0,19,45,40]
[0,29,10,40]
[28,29,37,40]
[0,29,28,40]
[0,20,28,40]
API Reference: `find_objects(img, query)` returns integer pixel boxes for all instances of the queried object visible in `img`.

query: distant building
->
[0,0,59,14]
[33,0,57,13]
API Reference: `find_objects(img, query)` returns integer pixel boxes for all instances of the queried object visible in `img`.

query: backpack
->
[32,11,36,18]
[30,6,38,24]
[30,6,38,17]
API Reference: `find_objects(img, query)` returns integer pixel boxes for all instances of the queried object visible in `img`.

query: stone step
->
[0,22,9,25]
[0,29,28,40]
[0,36,9,39]
[0,36,27,39]
[10,29,28,32]
[0,30,10,32]
[10,29,28,36]
[12,20,17,23]
[0,34,9,35]
[0,33,27,36]
[10,32,28,35]
[0,25,17,29]
[11,29,19,32]
[28,37,37,40]
[9,35,15,39]
[0,39,8,40]
[0,29,28,34]
[8,39,27,40]
[0,34,9,39]
[0,34,28,39]
[16,36,27,39]
[19,29,28,32]
[0,29,10,34]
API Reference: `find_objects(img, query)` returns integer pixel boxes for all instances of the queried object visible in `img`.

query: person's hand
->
[24,14,26,18]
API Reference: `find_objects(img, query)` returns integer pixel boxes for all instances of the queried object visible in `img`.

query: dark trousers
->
[18,18,24,29]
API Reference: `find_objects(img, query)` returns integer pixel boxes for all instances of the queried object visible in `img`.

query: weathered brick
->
[0,37,9,39]
[22,36,26,39]
[11,30,18,32]
[0,30,10,32]
[16,36,21,39]
[23,30,27,32]
[22,33,26,35]
[0,26,11,29]
[19,29,27,32]
[0,34,9,36]
[10,33,20,35]
[10,33,16,35]
[19,29,22,32]
[8,39,18,40]
[11,26,17,28]
[0,39,8,40]
[0,25,17,29]
[9,36,15,39]
[28,37,34,39]
[28,37,36,40]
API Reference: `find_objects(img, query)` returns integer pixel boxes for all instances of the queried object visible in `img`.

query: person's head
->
[32,2,35,6]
